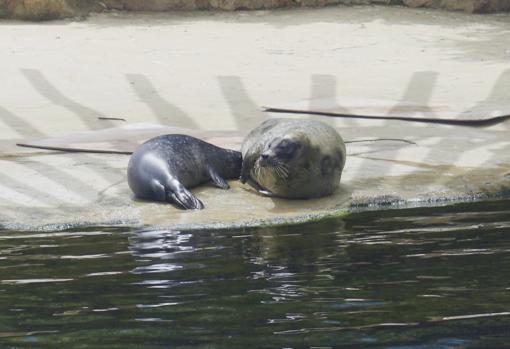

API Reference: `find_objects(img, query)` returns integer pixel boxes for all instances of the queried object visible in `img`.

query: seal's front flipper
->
[241,178,273,197]
[258,189,275,197]
[166,181,204,210]
[207,166,229,190]
[150,179,167,202]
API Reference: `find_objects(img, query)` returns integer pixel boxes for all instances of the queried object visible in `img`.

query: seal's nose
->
[259,153,269,165]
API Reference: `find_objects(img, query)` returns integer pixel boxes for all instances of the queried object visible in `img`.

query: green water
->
[1,200,510,348]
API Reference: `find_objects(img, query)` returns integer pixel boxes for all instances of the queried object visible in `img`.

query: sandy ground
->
[1,6,510,230]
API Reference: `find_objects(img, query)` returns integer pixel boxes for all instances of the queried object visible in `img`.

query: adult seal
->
[127,134,242,210]
[240,118,346,199]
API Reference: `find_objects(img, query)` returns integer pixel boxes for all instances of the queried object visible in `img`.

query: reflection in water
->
[0,200,509,348]
[129,229,195,259]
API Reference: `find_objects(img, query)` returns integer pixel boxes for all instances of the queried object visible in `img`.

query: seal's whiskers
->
[272,164,282,179]
[278,163,289,178]
[275,165,284,179]
[271,162,289,180]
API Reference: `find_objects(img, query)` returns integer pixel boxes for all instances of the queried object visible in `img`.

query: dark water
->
[1,200,510,349]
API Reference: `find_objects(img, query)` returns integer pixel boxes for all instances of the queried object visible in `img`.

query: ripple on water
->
[0,200,509,348]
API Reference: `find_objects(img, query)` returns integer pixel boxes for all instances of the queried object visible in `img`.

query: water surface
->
[1,200,509,348]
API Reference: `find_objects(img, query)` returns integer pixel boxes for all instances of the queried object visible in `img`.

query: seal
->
[127,134,242,210]
[240,118,346,199]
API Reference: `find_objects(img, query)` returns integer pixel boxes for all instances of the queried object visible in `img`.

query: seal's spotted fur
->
[240,119,346,199]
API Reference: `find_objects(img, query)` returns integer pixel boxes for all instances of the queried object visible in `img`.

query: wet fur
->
[128,134,241,210]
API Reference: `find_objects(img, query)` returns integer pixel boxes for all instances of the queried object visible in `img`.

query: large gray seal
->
[240,118,346,199]
[127,134,241,210]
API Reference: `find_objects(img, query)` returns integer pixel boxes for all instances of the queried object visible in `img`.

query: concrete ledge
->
[3,118,510,231]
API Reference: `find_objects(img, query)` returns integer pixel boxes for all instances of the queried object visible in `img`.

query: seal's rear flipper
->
[207,166,229,190]
[167,186,205,210]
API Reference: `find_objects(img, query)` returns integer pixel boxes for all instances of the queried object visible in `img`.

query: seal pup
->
[128,134,242,210]
[240,118,346,199]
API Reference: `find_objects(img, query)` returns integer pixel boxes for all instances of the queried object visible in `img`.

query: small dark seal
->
[127,134,242,210]
[240,118,346,199]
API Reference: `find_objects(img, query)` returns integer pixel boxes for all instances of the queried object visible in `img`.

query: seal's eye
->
[275,139,301,160]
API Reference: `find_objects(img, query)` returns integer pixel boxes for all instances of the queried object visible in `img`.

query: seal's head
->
[241,118,346,199]
[254,133,309,181]
[241,131,320,198]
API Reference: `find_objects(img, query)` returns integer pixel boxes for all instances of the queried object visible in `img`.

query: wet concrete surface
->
[1,6,510,230]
